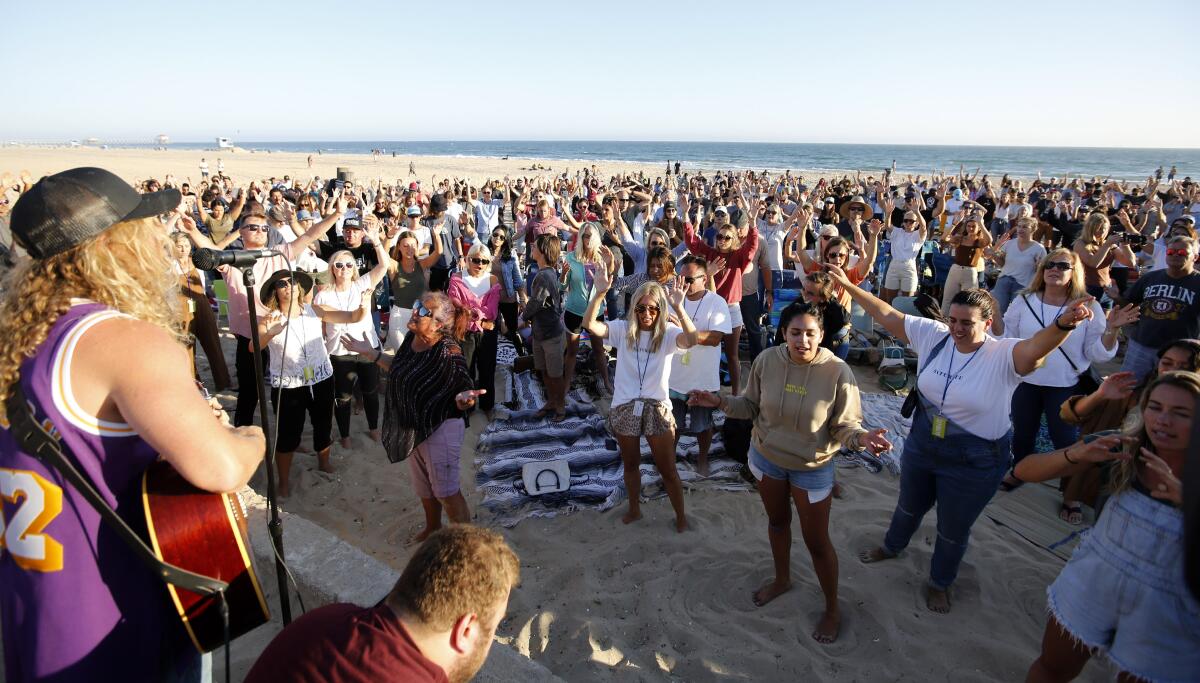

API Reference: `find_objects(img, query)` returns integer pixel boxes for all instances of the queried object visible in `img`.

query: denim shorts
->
[1047,489,1200,682]
[748,444,835,503]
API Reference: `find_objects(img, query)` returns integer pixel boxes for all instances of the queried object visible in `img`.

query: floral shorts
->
[609,399,675,437]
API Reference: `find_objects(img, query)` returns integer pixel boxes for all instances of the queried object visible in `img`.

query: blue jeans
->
[740,293,763,360]
[1121,338,1159,384]
[991,275,1023,316]
[1010,382,1079,466]
[883,401,1011,589]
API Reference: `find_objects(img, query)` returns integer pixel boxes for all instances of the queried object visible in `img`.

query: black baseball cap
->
[10,167,180,259]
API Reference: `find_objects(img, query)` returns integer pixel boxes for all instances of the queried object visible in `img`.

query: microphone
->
[191,248,279,270]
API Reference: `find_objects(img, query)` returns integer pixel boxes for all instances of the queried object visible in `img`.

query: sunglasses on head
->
[1044,261,1072,271]
[332,262,356,270]
[414,300,433,318]
[634,305,660,315]
[1166,248,1190,256]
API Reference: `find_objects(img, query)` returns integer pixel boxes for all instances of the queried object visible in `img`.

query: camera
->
[325,178,344,195]
[1120,233,1148,247]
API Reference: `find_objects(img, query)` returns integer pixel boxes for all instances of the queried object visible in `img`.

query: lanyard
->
[635,331,652,398]
[940,343,982,406]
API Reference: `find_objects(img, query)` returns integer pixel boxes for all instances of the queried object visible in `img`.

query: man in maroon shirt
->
[245,526,520,683]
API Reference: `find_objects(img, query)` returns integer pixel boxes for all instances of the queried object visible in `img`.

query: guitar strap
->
[4,379,229,597]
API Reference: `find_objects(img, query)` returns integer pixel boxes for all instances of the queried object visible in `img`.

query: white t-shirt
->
[668,292,732,393]
[267,305,335,389]
[757,220,789,271]
[1002,293,1113,388]
[887,227,924,262]
[314,274,380,356]
[998,240,1047,286]
[606,319,685,406]
[906,315,1023,440]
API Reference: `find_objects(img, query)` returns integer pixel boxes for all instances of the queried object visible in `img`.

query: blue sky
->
[3,0,1197,148]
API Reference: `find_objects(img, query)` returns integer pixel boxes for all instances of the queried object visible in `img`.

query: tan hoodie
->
[722,345,867,471]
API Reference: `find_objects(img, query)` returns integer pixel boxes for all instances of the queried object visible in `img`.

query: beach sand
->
[1,147,1107,681]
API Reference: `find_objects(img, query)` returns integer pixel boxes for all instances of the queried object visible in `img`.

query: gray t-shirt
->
[521,267,566,340]
[424,214,462,271]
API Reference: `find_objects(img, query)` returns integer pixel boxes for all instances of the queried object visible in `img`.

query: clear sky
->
[3,0,1197,148]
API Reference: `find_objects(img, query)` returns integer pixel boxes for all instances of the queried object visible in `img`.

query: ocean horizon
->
[15,139,1199,181]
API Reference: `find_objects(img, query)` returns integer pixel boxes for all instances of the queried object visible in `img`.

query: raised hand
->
[1105,303,1139,330]
[265,310,288,336]
[1072,434,1131,464]
[667,276,687,309]
[339,333,376,356]
[867,218,884,237]
[1056,296,1096,327]
[1096,371,1138,402]
[1140,448,1182,505]
[706,255,728,278]
[822,262,852,287]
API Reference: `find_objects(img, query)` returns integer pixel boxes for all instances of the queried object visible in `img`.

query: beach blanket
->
[475,341,754,527]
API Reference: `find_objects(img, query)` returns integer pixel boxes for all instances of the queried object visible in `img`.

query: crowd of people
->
[0,160,1197,681]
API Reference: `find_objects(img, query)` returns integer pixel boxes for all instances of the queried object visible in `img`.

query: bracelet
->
[1054,318,1078,331]
[374,348,384,363]
[1063,447,1077,465]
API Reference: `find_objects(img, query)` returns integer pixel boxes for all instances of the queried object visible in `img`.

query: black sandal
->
[1059,502,1084,526]
[999,471,1025,492]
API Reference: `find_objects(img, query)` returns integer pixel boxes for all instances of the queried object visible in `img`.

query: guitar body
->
[141,460,270,652]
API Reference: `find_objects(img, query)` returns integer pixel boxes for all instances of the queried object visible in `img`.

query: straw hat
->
[839,196,871,220]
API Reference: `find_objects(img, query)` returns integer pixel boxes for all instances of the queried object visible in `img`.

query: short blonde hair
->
[388,525,520,630]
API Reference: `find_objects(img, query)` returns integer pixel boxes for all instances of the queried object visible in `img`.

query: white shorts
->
[386,306,413,351]
[884,261,918,292]
[727,301,743,328]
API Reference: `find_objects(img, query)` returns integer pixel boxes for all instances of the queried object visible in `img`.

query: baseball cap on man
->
[406,205,422,217]
[11,167,181,259]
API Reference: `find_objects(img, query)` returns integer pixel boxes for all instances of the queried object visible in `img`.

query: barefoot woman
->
[581,257,699,532]
[689,302,890,643]
[344,293,482,542]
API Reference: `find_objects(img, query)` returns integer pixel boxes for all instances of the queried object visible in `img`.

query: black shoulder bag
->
[901,334,952,419]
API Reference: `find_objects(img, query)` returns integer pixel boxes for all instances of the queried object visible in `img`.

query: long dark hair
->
[489,227,513,261]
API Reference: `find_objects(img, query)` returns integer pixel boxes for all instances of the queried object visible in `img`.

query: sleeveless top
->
[954,241,984,268]
[267,304,334,389]
[1082,246,1115,287]
[390,260,426,310]
[0,303,190,682]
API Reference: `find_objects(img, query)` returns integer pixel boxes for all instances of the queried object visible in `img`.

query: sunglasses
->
[850,208,864,213]
[492,233,506,240]
[682,275,704,284]
[1044,261,1072,271]
[332,262,356,270]
[827,252,848,260]
[414,300,433,318]
[1166,248,1190,256]
[274,279,293,289]
[715,235,734,242]
[634,305,660,315]
[470,257,491,266]
[241,223,269,232]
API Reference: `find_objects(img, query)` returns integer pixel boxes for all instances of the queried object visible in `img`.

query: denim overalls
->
[882,335,1013,589]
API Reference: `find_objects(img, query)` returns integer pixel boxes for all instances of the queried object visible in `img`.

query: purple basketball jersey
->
[1,303,192,682]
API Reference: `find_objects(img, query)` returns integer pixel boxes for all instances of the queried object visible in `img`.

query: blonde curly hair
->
[0,216,183,421]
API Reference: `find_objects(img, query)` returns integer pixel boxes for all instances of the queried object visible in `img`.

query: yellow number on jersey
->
[0,468,65,572]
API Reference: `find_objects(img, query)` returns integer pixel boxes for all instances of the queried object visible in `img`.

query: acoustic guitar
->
[141,460,271,652]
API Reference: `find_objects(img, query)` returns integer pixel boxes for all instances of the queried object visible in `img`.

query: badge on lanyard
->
[681,351,691,366]
[632,401,644,417]
[303,366,315,382]
[931,415,948,439]
[187,299,196,313]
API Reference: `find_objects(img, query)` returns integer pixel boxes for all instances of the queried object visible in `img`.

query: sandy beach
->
[1,146,1110,682]
[0,145,878,192]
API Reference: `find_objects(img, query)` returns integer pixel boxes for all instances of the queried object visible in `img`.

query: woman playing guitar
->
[0,168,265,682]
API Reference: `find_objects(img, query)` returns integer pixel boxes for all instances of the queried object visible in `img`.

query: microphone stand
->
[242,267,293,625]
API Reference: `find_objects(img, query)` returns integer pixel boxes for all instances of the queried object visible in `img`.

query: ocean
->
[124,140,1198,181]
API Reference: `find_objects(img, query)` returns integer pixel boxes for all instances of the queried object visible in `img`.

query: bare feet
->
[318,453,335,474]
[752,579,792,607]
[368,429,381,443]
[622,509,642,525]
[697,455,710,477]
[277,481,291,499]
[858,546,897,563]
[340,436,351,449]
[410,526,440,544]
[812,608,841,644]
[925,585,951,613]
[832,482,845,499]
[674,516,689,533]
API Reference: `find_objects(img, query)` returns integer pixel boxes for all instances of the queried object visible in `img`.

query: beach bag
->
[901,334,951,419]
[521,459,571,495]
